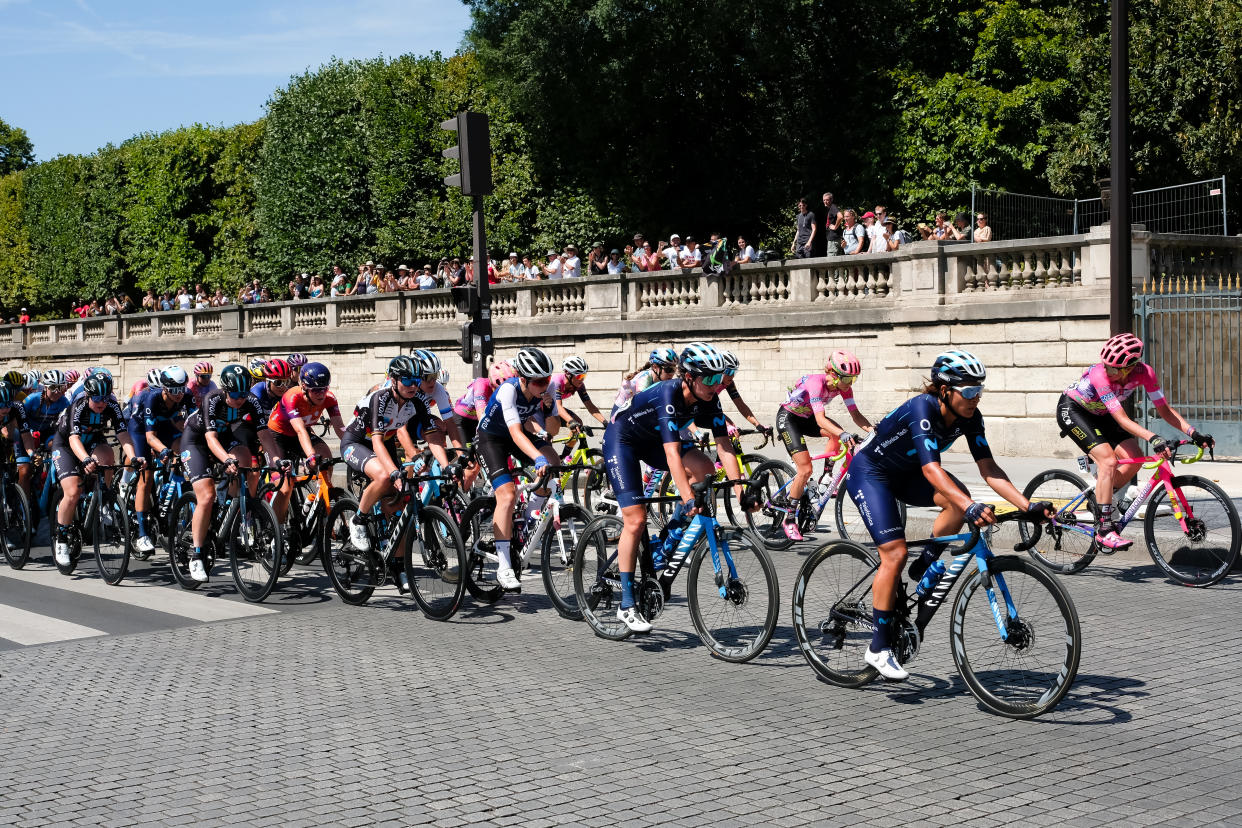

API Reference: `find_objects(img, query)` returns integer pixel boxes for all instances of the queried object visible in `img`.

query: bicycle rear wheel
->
[790,540,880,687]
[540,503,591,620]
[1021,469,1096,574]
[2,483,32,569]
[743,460,796,551]
[405,504,467,621]
[571,515,633,641]
[322,497,381,604]
[228,497,283,602]
[93,479,130,585]
[1143,475,1241,587]
[686,528,779,662]
[167,493,201,591]
[950,555,1081,718]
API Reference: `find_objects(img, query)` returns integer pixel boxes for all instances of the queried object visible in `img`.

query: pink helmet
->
[488,360,517,388]
[64,369,81,384]
[193,360,214,376]
[1100,333,1143,369]
[826,350,862,377]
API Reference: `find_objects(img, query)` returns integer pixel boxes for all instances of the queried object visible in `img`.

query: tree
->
[0,118,34,175]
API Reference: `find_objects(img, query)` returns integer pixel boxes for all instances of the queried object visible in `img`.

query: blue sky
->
[1,0,472,161]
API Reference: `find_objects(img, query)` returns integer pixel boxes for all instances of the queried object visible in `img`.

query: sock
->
[619,571,636,609]
[193,546,203,560]
[1098,503,1114,533]
[495,539,512,570]
[135,511,148,536]
[870,607,895,654]
[56,523,70,541]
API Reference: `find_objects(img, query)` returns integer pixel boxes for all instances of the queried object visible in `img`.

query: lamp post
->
[1109,0,1132,336]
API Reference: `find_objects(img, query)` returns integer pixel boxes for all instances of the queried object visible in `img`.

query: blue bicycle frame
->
[912,531,1020,642]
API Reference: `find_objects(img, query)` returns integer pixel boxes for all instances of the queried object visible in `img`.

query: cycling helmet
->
[64,369,81,384]
[287,353,308,370]
[489,360,517,387]
[90,366,112,381]
[679,342,726,377]
[300,361,331,389]
[246,357,269,380]
[3,370,22,387]
[438,367,450,386]
[23,370,39,391]
[40,369,66,387]
[193,360,213,377]
[720,351,740,374]
[512,347,554,379]
[0,384,12,407]
[827,350,862,377]
[387,355,418,381]
[931,350,987,386]
[146,367,163,389]
[130,380,147,399]
[1100,333,1143,369]
[410,348,442,378]
[83,373,113,399]
[562,356,589,375]
[160,365,188,389]
[649,347,678,368]
[263,358,292,381]
[219,364,252,394]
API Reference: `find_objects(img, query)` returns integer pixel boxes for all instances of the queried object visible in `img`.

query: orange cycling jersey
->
[267,387,341,436]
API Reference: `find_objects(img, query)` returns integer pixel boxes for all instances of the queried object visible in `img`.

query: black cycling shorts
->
[777,406,823,456]
[1056,394,1130,454]
[274,431,327,464]
[341,434,398,476]
[475,429,549,489]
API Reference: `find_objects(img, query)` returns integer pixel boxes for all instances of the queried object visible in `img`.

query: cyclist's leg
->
[270,433,299,523]
[51,445,81,562]
[476,431,521,585]
[129,424,155,542]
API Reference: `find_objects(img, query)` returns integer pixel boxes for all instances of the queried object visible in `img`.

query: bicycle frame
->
[643,483,741,597]
[764,446,850,522]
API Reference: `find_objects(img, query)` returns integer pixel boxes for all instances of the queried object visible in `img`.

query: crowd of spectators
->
[792,193,992,259]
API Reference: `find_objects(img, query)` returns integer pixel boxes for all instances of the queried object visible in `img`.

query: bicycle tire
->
[228,495,283,602]
[49,484,84,575]
[718,453,772,529]
[571,515,633,641]
[568,448,604,506]
[950,554,1081,718]
[405,504,467,621]
[166,493,202,591]
[1143,474,1241,587]
[1020,469,1096,574]
[743,459,797,551]
[458,495,504,604]
[1,482,32,569]
[834,484,907,543]
[322,496,381,605]
[580,463,620,521]
[540,502,591,620]
[93,478,130,586]
[790,539,880,687]
[686,528,779,662]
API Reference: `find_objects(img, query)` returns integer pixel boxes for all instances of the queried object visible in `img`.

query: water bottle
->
[661,518,687,558]
[915,561,946,598]
[650,534,667,570]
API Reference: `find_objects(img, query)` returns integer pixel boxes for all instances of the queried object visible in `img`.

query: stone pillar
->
[325,301,339,329]
[788,265,816,303]
[585,276,623,320]
[700,272,721,309]
[103,318,119,343]
[278,302,294,331]
[516,289,535,319]
[375,294,402,329]
[220,306,241,338]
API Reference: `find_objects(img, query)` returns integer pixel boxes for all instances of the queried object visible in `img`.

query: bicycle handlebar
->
[917,508,1046,556]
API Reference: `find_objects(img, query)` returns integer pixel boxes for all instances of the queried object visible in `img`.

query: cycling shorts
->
[274,431,327,464]
[341,433,398,476]
[48,436,101,480]
[475,429,549,489]
[602,423,694,510]
[180,431,256,485]
[776,406,838,457]
[458,416,477,447]
[1057,394,1130,454]
[843,453,939,543]
[128,422,180,460]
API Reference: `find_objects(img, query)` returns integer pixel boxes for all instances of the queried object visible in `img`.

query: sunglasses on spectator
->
[954,385,985,400]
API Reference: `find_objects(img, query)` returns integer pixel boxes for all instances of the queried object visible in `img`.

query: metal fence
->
[1134,273,1242,456]
[973,177,1228,241]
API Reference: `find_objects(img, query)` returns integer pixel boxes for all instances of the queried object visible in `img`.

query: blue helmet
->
[679,342,726,377]
[300,362,331,389]
[0,383,13,407]
[649,347,678,368]
[931,350,986,386]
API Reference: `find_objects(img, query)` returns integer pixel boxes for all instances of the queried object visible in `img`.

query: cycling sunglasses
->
[45,384,67,392]
[724,367,737,378]
[570,373,587,383]
[833,374,857,386]
[89,394,109,403]
[268,379,291,388]
[697,372,725,387]
[955,384,985,400]
[164,385,186,395]
[227,390,248,400]
[195,373,212,383]
[397,375,419,387]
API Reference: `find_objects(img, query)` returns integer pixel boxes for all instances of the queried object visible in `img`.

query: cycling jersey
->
[478,378,553,438]
[250,381,283,422]
[0,404,32,463]
[129,387,189,458]
[53,395,127,447]
[183,390,262,445]
[1064,362,1164,416]
[612,368,661,414]
[781,373,857,418]
[185,378,218,411]
[22,390,70,441]
[416,381,455,420]
[267,387,341,437]
[547,373,593,405]
[344,387,433,442]
[453,377,492,420]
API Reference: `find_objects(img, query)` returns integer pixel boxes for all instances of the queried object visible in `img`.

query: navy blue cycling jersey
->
[22,390,70,436]
[854,393,992,473]
[477,377,553,438]
[611,379,730,445]
[250,381,282,423]
[134,387,190,435]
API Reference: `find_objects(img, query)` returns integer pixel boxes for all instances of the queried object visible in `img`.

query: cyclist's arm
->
[205,430,233,464]
[507,420,546,465]
[920,461,977,514]
[440,416,465,450]
[426,434,452,469]
[329,411,347,442]
[1105,402,1156,443]
[1152,400,1195,438]
[813,409,845,439]
[372,431,401,479]
[289,416,317,460]
[728,391,762,430]
[849,408,874,431]
[115,429,134,461]
[69,433,90,464]
[976,458,1030,511]
[145,429,170,455]
[714,432,747,499]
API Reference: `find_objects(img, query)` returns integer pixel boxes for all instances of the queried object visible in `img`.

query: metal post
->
[471,194,492,381]
[970,185,976,229]
[1109,0,1132,336]
[1222,174,1229,237]
[1072,199,1079,236]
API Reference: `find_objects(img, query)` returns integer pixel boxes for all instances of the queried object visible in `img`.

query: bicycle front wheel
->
[2,483,32,569]
[790,540,880,687]
[572,515,633,641]
[228,497,283,602]
[166,493,201,591]
[322,497,381,604]
[458,495,504,604]
[1144,475,1241,587]
[951,555,1081,718]
[405,504,467,621]
[687,528,779,662]
[540,503,591,620]
[1021,469,1096,574]
[93,480,130,585]
[743,460,796,551]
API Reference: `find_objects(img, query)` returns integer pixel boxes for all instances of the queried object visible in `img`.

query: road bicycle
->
[167,464,284,601]
[322,463,466,620]
[572,478,779,662]
[257,456,346,574]
[49,462,131,584]
[0,460,33,569]
[790,511,1080,718]
[1021,440,1240,586]
[653,429,777,529]
[549,423,603,507]
[119,452,187,562]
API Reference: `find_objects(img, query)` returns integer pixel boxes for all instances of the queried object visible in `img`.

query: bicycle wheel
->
[346,467,368,500]
[835,485,907,543]
[540,503,591,620]
[167,493,201,591]
[1,483,32,569]
[718,453,773,529]
[790,539,880,687]
[568,448,604,506]
[743,460,796,551]
[93,479,130,585]
[686,528,779,662]
[572,515,633,640]
[49,484,85,575]
[580,463,620,521]
[405,504,467,621]
[950,555,1081,718]
[1143,475,1241,587]
[228,496,283,602]
[1020,469,1097,574]
[322,497,381,604]
[458,495,504,604]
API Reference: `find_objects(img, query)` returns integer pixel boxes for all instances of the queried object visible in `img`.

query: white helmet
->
[562,356,589,375]
[512,347,554,379]
[146,367,163,389]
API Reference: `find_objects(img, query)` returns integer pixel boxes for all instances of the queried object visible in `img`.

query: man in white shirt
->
[662,234,683,269]
[543,249,563,279]
[862,211,884,254]
[679,236,702,267]
[562,245,581,278]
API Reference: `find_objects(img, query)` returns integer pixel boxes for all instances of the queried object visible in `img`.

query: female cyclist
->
[453,360,515,491]
[611,347,678,420]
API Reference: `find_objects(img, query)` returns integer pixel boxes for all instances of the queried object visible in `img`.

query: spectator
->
[621,243,639,273]
[142,289,156,313]
[950,212,971,240]
[416,266,438,290]
[309,275,325,298]
[917,223,933,241]
[542,249,563,280]
[119,294,135,314]
[734,235,756,264]
[588,242,608,275]
[259,287,273,302]
[503,253,523,280]
[288,274,308,300]
[606,248,625,274]
[790,198,817,258]
[873,205,889,227]
[932,212,951,241]
[632,241,656,272]
[194,287,209,308]
[973,212,993,243]
[822,192,841,256]
[158,292,174,312]
[212,288,228,306]
[355,268,377,295]
[862,211,883,253]
[679,236,702,268]
[394,265,412,291]
[881,217,900,251]
[661,234,682,269]
[447,258,467,287]
[177,286,193,310]
[18,307,29,324]
[562,245,581,278]
[330,267,348,296]
[842,210,866,255]
[632,232,646,252]
[103,296,119,315]
[519,255,537,280]
[380,268,399,292]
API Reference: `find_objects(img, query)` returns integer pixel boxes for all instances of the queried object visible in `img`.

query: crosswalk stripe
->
[0,566,279,622]
[0,603,106,645]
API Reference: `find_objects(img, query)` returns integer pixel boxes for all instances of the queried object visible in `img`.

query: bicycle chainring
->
[893,619,921,666]
[640,579,666,620]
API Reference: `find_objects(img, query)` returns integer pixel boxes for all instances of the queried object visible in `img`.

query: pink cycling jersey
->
[547,372,592,404]
[1064,362,1164,415]
[453,377,493,420]
[781,373,856,418]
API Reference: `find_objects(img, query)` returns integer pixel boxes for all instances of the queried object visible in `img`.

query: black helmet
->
[83,373,113,399]
[219,364,253,394]
[387,355,418,381]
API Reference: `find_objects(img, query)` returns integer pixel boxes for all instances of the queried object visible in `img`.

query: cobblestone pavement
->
[2,525,1241,828]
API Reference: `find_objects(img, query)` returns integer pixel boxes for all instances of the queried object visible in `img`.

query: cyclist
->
[3,370,26,401]
[1057,332,1212,551]
[716,351,770,435]
[179,365,264,583]
[611,347,678,419]
[340,356,436,588]
[775,350,874,541]
[68,367,111,402]
[409,349,468,458]
[186,361,217,411]
[287,353,308,374]
[540,356,608,438]
[0,383,35,502]
[19,370,39,404]
[604,342,746,633]
[452,360,515,491]
[51,373,134,568]
[129,365,191,556]
[22,370,71,498]
[246,357,269,383]
[844,350,1049,680]
[267,361,346,528]
[252,358,293,467]
[475,346,560,592]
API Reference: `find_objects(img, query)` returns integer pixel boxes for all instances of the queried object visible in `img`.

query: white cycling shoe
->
[189,557,209,583]
[496,567,521,591]
[53,541,72,567]
[348,517,371,551]
[865,647,909,681]
[134,535,156,556]
[617,606,653,633]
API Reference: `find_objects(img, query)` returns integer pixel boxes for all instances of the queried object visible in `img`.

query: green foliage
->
[0,119,34,176]
[0,172,34,310]
[204,121,264,295]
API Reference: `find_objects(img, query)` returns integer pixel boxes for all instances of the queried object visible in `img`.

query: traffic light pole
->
[1109,0,1131,336]
[471,194,492,381]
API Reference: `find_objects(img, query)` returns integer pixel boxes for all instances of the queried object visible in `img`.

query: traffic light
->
[458,319,475,364]
[441,112,493,196]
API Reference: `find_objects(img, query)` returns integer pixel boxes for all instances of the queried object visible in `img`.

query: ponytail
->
[624,360,655,383]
